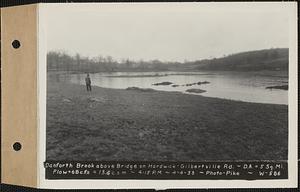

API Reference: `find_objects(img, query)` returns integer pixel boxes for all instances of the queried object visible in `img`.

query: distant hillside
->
[192,48,288,71]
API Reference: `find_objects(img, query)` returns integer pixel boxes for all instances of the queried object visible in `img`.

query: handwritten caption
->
[44,161,287,180]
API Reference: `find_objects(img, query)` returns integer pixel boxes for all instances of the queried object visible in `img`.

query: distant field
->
[46,82,288,161]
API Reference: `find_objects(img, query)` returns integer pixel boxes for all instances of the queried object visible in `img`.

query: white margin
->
[37,2,298,189]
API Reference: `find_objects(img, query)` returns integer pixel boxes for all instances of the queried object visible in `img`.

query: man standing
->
[85,73,92,92]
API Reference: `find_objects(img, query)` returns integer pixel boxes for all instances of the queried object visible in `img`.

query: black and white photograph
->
[38,2,297,188]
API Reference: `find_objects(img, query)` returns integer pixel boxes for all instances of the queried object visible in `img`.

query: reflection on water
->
[48,71,288,105]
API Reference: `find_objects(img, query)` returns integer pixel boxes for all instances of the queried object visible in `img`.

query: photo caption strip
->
[44,161,287,180]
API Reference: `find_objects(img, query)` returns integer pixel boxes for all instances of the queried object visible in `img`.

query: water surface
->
[48,71,288,105]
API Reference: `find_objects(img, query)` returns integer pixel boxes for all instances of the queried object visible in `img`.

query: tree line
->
[47,51,181,72]
[47,48,288,73]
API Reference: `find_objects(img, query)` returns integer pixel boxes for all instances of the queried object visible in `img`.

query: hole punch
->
[13,142,22,151]
[12,40,21,49]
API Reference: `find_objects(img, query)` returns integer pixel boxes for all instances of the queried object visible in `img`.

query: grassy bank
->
[47,82,288,161]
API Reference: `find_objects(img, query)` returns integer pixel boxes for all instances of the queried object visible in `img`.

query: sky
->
[42,3,292,62]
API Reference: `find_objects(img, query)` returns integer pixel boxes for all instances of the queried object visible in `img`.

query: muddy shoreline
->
[47,82,288,161]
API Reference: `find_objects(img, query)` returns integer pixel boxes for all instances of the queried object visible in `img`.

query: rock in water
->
[126,87,156,92]
[266,85,288,90]
[186,89,207,94]
[197,81,210,85]
[152,82,173,86]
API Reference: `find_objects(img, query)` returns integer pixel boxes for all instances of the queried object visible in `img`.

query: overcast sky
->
[42,3,292,62]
